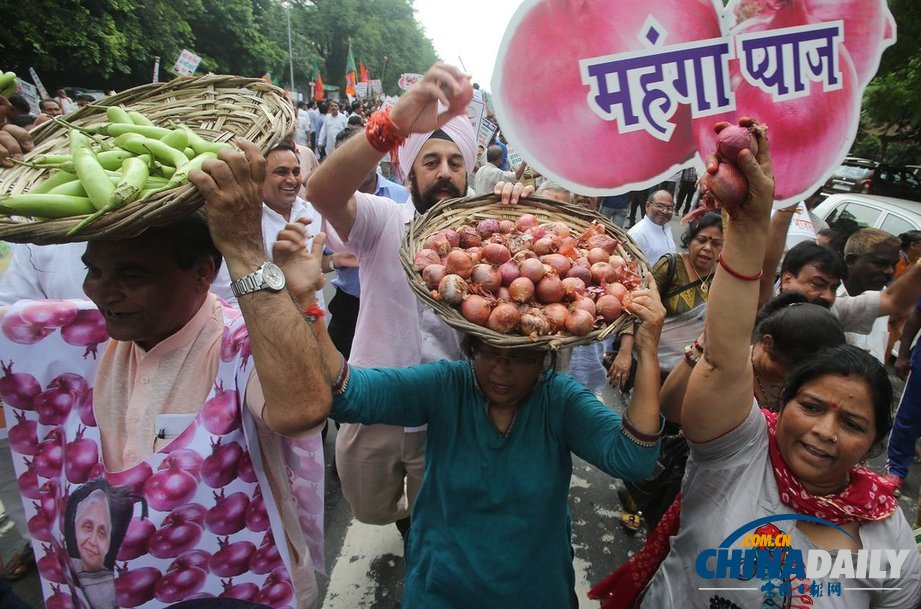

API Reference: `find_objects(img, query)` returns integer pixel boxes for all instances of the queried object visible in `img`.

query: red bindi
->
[828,402,840,410]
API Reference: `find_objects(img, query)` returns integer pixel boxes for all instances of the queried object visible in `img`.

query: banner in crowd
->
[492,0,896,206]
[355,82,369,98]
[398,73,422,91]
[506,141,523,168]
[17,80,40,115]
[172,49,202,77]
[28,67,50,100]
[478,117,498,151]
[369,79,383,95]
[465,94,487,140]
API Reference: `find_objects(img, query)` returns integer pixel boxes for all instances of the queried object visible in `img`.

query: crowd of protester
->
[0,61,920,609]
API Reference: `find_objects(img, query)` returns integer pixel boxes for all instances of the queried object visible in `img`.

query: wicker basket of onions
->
[399,193,651,350]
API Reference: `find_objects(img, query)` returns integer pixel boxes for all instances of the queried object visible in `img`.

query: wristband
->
[718,254,763,281]
[304,304,325,324]
[365,109,407,153]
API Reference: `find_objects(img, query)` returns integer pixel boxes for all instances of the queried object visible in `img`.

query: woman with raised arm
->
[271,218,666,609]
[591,123,921,609]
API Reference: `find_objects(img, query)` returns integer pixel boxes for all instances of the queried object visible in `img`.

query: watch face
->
[262,263,286,291]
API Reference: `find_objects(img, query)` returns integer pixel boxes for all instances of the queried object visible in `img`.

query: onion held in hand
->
[700,162,748,209]
[448,75,475,114]
[716,124,758,165]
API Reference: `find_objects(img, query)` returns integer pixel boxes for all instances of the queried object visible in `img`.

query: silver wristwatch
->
[230,261,286,298]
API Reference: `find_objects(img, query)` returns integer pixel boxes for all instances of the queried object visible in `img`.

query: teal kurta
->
[332,360,659,609]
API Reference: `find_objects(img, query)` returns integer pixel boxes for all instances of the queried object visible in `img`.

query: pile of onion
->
[417,216,643,339]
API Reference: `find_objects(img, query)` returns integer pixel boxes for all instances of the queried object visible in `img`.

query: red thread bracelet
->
[718,254,763,281]
[365,109,407,153]
[304,304,325,324]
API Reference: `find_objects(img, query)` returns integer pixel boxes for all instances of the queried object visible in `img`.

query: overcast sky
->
[412,0,522,93]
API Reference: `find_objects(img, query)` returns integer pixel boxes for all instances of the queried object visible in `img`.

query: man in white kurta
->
[628,189,678,267]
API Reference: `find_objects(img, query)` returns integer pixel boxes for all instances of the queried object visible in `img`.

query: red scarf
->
[588,409,898,609]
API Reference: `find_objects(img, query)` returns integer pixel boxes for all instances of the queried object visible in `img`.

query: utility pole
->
[380,55,389,86]
[286,2,295,93]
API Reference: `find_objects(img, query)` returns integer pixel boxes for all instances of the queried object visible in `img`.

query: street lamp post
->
[286,2,295,94]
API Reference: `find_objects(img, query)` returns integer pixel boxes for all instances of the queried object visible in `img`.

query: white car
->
[811,193,921,237]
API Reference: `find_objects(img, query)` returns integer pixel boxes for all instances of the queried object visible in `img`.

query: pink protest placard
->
[492,0,896,206]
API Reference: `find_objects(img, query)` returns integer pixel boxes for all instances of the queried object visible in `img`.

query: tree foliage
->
[0,0,438,96]
[274,0,439,95]
[852,0,921,164]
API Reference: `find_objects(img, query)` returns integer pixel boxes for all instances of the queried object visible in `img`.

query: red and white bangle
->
[365,109,407,153]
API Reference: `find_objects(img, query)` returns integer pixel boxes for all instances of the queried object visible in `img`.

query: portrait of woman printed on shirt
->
[63,478,135,609]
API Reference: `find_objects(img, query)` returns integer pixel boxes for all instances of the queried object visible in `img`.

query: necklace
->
[686,255,714,293]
